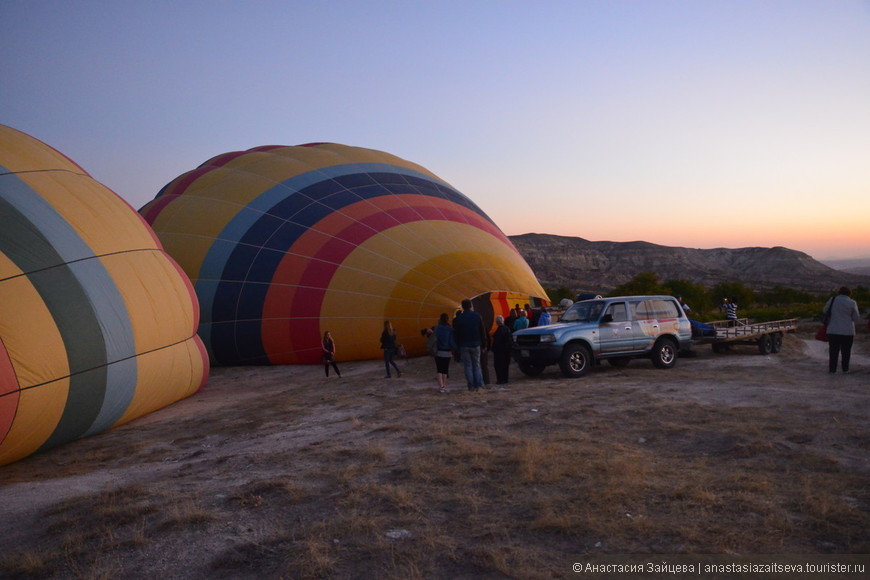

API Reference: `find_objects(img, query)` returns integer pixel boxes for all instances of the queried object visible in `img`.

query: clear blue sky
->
[3,1,868,260]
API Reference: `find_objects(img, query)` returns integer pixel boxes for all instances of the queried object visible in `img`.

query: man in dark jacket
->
[491,315,513,385]
[453,299,487,391]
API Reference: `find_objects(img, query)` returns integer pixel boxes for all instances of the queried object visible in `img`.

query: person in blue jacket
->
[433,313,457,392]
[513,310,530,331]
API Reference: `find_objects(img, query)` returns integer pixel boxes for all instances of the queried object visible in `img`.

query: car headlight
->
[539,334,556,343]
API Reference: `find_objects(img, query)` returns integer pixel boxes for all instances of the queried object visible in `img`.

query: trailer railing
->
[705,318,798,341]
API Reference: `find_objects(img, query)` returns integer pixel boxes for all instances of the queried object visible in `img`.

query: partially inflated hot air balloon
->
[0,125,209,466]
[141,143,548,365]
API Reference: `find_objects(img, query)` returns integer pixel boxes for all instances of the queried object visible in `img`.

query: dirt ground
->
[1,327,868,579]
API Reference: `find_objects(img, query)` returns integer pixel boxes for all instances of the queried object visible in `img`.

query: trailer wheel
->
[758,334,772,355]
[651,338,678,369]
[770,332,783,353]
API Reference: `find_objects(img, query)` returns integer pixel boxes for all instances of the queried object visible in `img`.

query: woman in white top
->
[824,286,863,374]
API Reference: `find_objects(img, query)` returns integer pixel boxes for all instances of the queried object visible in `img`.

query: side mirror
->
[601,314,613,324]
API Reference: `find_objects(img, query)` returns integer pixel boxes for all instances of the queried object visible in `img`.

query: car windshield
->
[561,300,604,323]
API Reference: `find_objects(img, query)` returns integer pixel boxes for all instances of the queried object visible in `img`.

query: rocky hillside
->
[509,233,870,294]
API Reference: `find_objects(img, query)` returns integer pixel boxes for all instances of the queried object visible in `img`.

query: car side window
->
[652,299,681,318]
[605,302,628,322]
[633,300,654,320]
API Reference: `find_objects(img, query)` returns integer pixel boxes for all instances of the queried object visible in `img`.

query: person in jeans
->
[379,320,403,378]
[824,286,863,374]
[452,299,487,391]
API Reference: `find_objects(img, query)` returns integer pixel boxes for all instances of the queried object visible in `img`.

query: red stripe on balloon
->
[0,337,20,444]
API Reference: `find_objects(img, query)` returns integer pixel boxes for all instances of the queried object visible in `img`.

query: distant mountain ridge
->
[820,258,870,277]
[509,233,870,295]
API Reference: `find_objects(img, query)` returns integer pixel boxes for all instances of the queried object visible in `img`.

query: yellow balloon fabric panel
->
[0,124,209,466]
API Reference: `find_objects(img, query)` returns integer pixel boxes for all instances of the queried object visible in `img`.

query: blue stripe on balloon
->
[0,168,138,439]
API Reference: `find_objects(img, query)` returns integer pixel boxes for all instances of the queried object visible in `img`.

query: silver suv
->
[512,295,693,378]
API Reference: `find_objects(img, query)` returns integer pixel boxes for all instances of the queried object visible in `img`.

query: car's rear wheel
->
[559,343,592,377]
[651,338,678,369]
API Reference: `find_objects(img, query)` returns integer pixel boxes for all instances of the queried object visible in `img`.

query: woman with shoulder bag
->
[823,287,863,374]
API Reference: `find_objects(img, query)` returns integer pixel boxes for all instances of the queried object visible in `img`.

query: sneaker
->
[439,387,446,393]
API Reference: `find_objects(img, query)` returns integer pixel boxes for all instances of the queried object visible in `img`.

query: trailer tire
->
[770,332,783,353]
[758,334,772,355]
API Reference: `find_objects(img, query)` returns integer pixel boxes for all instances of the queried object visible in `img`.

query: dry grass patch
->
[3,343,868,578]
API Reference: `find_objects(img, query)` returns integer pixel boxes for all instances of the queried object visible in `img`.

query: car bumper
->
[512,344,562,366]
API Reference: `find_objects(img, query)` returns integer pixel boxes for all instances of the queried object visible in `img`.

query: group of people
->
[420,301,490,392]
[423,299,509,392]
[321,299,519,391]
[506,303,551,331]
[420,301,550,393]
[319,320,405,380]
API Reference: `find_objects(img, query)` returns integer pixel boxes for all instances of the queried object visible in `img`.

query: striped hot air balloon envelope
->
[141,143,548,365]
[0,125,209,466]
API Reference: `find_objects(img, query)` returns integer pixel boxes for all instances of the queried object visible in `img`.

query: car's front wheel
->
[559,343,592,378]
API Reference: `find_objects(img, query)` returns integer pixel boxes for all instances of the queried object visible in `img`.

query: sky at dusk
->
[2,1,868,260]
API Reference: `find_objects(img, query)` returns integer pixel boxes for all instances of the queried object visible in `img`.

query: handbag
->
[815,296,836,342]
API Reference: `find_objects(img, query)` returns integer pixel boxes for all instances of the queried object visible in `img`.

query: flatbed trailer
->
[695,317,799,354]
